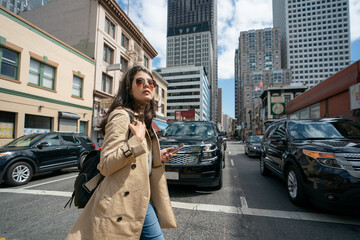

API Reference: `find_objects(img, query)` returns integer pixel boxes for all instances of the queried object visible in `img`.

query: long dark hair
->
[99,65,157,135]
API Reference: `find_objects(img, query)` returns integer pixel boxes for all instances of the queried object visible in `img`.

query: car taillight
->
[92,143,95,148]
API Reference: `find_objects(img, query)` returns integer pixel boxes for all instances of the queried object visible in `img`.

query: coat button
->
[116,216,122,222]
[124,191,130,197]
[131,163,136,169]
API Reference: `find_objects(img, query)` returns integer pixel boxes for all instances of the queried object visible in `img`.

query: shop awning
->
[152,120,168,132]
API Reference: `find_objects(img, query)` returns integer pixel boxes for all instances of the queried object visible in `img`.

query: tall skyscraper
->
[273,0,351,89]
[234,28,292,137]
[166,0,218,122]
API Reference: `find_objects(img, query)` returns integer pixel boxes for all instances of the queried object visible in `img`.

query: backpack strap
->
[125,110,133,139]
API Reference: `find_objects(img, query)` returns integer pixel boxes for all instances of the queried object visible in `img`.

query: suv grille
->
[336,153,360,178]
[160,145,201,165]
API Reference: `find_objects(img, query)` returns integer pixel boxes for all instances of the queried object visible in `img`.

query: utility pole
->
[127,0,129,16]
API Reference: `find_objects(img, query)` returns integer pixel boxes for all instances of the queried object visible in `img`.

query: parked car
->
[0,132,95,186]
[259,118,360,213]
[159,121,226,190]
[245,135,263,157]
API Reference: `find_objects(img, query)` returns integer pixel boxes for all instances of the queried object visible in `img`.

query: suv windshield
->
[250,136,263,143]
[288,121,360,140]
[2,134,42,148]
[162,122,215,137]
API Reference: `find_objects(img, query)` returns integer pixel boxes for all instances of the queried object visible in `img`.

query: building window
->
[103,44,114,64]
[120,57,128,72]
[29,58,55,90]
[161,103,165,114]
[25,114,52,134]
[144,56,149,68]
[0,46,19,80]
[72,75,83,98]
[105,17,115,38]
[0,111,15,139]
[162,89,165,98]
[102,72,112,94]
[121,34,129,50]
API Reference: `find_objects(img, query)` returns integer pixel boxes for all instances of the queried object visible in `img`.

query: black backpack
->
[64,110,133,209]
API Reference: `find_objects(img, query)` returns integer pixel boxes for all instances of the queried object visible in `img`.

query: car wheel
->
[222,151,226,169]
[286,165,308,206]
[260,154,271,176]
[78,153,87,170]
[214,169,223,190]
[5,161,33,186]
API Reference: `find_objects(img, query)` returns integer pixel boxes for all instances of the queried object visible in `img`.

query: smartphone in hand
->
[170,143,185,154]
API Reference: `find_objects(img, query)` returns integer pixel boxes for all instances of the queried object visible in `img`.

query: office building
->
[166,0,218,122]
[273,0,351,88]
[234,28,292,139]
[156,66,210,121]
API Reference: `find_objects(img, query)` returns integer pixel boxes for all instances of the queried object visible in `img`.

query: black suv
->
[159,121,226,189]
[260,118,360,213]
[0,132,95,186]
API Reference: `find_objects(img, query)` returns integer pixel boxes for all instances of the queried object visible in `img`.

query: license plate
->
[165,171,179,180]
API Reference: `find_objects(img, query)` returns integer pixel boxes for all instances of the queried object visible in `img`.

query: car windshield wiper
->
[345,136,360,139]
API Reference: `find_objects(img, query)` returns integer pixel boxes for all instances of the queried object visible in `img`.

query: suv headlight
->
[202,144,217,159]
[0,153,9,158]
[303,149,343,169]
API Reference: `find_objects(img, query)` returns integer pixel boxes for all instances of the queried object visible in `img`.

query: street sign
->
[350,83,360,110]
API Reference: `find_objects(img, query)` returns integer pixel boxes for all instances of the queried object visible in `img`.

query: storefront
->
[286,61,360,121]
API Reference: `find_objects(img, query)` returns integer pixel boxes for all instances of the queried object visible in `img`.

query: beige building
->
[0,6,95,146]
[152,70,168,131]
[20,0,158,146]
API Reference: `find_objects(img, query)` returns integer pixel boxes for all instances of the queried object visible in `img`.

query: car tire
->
[222,151,226,169]
[78,153,87,170]
[286,165,308,206]
[5,161,33,186]
[260,154,271,176]
[213,162,223,190]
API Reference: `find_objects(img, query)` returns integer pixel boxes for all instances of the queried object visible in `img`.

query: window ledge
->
[72,95,84,100]
[0,76,21,84]
[27,83,57,93]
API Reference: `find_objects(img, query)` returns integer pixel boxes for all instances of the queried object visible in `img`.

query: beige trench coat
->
[66,108,177,240]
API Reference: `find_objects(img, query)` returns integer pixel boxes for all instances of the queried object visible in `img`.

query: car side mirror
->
[219,131,227,136]
[37,142,49,149]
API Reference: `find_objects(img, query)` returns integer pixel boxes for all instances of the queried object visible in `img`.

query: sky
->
[117,0,360,119]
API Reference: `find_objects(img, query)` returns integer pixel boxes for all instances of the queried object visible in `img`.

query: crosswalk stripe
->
[1,188,359,225]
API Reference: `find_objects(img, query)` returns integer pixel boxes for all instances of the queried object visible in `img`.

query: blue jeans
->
[140,202,165,240]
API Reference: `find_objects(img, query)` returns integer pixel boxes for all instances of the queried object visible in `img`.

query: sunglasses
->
[135,78,157,88]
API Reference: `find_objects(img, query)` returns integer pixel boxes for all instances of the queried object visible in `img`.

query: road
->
[0,141,359,240]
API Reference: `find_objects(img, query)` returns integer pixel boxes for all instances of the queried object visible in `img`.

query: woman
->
[66,66,178,240]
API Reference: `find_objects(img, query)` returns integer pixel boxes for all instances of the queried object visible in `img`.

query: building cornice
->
[99,0,158,59]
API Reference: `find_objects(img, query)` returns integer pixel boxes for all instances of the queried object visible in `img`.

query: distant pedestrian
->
[66,65,178,240]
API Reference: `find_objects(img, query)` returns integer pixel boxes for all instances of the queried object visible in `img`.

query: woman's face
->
[131,71,156,104]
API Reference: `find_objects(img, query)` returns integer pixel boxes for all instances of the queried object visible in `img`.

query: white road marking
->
[21,175,77,189]
[1,188,359,226]
[0,188,72,197]
[231,159,234,167]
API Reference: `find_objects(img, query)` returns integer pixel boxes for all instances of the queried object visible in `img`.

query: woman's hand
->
[160,147,175,163]
[129,120,146,142]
